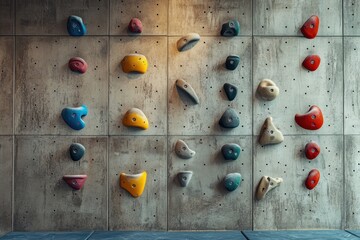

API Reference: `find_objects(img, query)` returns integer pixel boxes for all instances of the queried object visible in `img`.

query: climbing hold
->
[304,141,320,160]
[223,83,238,101]
[301,15,320,39]
[219,108,240,128]
[295,105,324,130]
[221,20,240,36]
[120,171,147,198]
[302,55,321,71]
[224,173,242,192]
[258,117,284,146]
[175,139,195,159]
[256,79,279,101]
[225,55,240,70]
[177,33,200,52]
[128,18,143,33]
[68,57,88,74]
[256,176,283,200]
[63,175,88,190]
[305,169,320,190]
[221,143,241,161]
[122,108,149,130]
[67,15,87,36]
[121,54,148,74]
[61,105,88,130]
[69,143,85,161]
[175,79,199,104]
[177,171,193,187]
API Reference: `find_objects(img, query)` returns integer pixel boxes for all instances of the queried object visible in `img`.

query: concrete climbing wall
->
[0,0,360,233]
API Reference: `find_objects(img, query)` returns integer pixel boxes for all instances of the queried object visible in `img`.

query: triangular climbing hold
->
[305,169,320,190]
[223,83,238,101]
[61,105,88,130]
[177,33,200,52]
[221,143,241,161]
[256,79,279,101]
[256,176,283,200]
[304,141,320,160]
[225,55,240,70]
[301,15,319,39]
[221,20,240,36]
[295,105,324,130]
[175,79,200,104]
[121,54,148,74]
[224,173,242,192]
[302,55,321,71]
[68,57,88,74]
[219,108,240,128]
[122,108,149,130]
[258,117,284,146]
[67,15,87,36]
[63,175,88,190]
[128,18,143,33]
[120,171,147,198]
[69,143,85,161]
[177,171,193,187]
[175,139,195,159]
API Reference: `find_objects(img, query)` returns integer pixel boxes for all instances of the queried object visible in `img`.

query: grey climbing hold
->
[224,173,242,192]
[258,117,284,146]
[177,33,200,52]
[219,108,240,128]
[177,171,193,187]
[256,176,283,200]
[221,143,241,161]
[69,143,85,161]
[256,79,279,101]
[223,83,238,101]
[175,140,196,159]
[221,20,240,36]
[175,79,200,104]
[225,55,240,70]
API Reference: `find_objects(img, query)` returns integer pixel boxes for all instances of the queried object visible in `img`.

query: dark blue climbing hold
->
[221,20,240,36]
[67,15,87,36]
[224,173,242,192]
[61,105,88,130]
[223,83,238,101]
[219,108,240,128]
[221,143,241,161]
[225,55,240,70]
[69,143,85,161]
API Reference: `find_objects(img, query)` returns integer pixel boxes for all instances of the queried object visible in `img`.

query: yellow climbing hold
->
[122,108,149,130]
[120,171,147,198]
[121,54,148,74]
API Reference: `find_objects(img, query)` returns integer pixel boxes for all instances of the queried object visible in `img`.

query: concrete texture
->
[0,0,14,35]
[243,230,358,240]
[0,137,12,234]
[344,0,360,36]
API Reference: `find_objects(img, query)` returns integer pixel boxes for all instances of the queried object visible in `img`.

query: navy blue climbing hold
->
[67,15,87,36]
[69,143,85,161]
[221,143,241,161]
[221,20,240,36]
[224,173,242,191]
[223,83,238,101]
[61,105,88,130]
[225,55,240,70]
[219,108,240,128]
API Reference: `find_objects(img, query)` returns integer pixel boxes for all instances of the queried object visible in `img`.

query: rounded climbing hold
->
[121,54,148,74]
[68,57,88,74]
[67,15,87,36]
[175,139,195,159]
[120,171,147,198]
[128,18,143,33]
[61,105,88,130]
[256,176,283,200]
[177,171,193,187]
[219,108,240,129]
[258,117,284,146]
[301,15,320,39]
[256,79,279,101]
[221,19,240,36]
[305,169,320,190]
[63,175,88,190]
[224,173,242,192]
[225,55,240,70]
[295,105,324,130]
[221,143,241,161]
[177,33,200,52]
[69,143,85,161]
[304,141,320,160]
[302,55,321,71]
[122,108,149,130]
[223,83,238,101]
[175,79,200,104]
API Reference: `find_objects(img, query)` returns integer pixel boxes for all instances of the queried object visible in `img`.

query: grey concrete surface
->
[0,0,14,35]
[344,0,360,36]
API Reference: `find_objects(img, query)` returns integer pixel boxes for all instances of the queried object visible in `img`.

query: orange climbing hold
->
[120,171,147,198]
[122,108,149,130]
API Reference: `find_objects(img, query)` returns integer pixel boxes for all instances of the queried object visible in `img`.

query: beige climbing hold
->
[256,79,279,101]
[256,176,283,200]
[175,139,195,159]
[175,79,200,104]
[177,33,200,52]
[258,117,284,146]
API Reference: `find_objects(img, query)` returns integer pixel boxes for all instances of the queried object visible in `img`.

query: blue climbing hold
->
[224,173,242,192]
[69,143,85,161]
[61,105,88,130]
[67,15,87,36]
[221,143,241,161]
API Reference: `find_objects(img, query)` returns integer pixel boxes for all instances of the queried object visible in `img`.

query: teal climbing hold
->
[69,143,85,161]
[67,15,87,36]
[61,105,88,130]
[177,171,193,187]
[221,143,241,161]
[225,55,240,70]
[223,83,238,101]
[221,20,240,36]
[219,108,240,128]
[224,173,242,191]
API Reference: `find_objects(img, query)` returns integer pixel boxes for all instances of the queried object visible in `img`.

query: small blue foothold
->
[67,15,87,36]
[61,105,88,130]
[224,173,242,192]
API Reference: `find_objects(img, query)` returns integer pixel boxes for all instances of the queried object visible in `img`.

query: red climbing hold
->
[302,55,321,71]
[128,18,143,33]
[63,175,88,190]
[68,57,88,74]
[295,105,324,130]
[305,141,320,160]
[305,169,320,190]
[301,15,319,39]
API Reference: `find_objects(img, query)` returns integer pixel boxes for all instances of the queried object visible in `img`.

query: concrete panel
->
[168,0,252,36]
[253,37,343,135]
[109,37,167,136]
[168,37,252,136]
[0,137,12,234]
[15,37,108,135]
[254,0,342,36]
[253,135,343,230]
[0,0,14,35]
[110,0,168,35]
[168,136,252,230]
[344,0,360,35]
[14,136,107,231]
[109,136,167,230]
[16,0,108,35]
[0,37,13,135]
